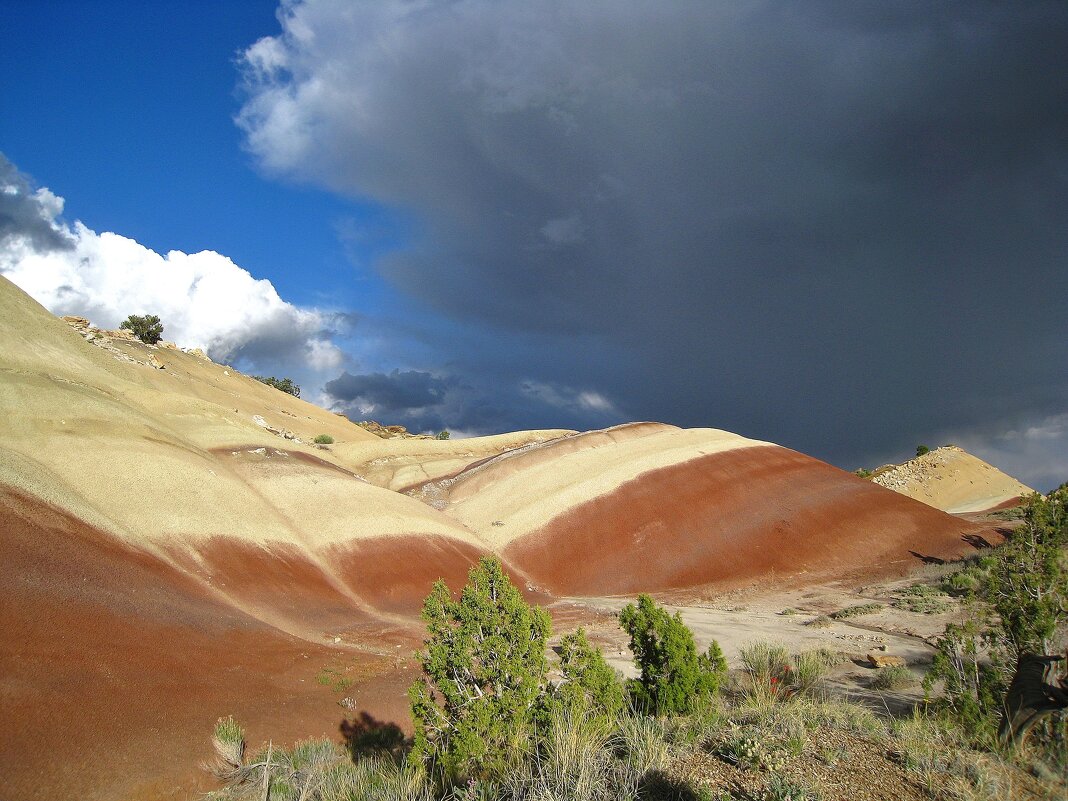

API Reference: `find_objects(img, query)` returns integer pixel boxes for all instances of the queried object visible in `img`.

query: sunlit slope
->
[0,275,491,629]
[332,428,576,492]
[411,423,988,596]
[871,445,1034,513]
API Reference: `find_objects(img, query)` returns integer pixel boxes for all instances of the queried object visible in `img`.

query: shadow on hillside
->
[638,769,704,800]
[962,532,994,549]
[908,550,945,565]
[340,711,409,762]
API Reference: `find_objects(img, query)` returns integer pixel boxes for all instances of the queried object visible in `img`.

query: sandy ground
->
[548,564,968,714]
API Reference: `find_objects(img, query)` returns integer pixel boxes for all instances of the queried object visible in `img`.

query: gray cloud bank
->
[243,1,1067,488]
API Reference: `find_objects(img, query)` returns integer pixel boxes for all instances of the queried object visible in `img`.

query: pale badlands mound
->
[0,275,994,800]
[409,424,988,596]
[871,446,1034,513]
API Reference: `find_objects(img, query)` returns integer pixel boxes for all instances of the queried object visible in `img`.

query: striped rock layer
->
[0,275,989,799]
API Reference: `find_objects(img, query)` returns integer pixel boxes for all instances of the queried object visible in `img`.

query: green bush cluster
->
[313,434,334,444]
[203,491,1068,799]
[254,375,301,397]
[830,602,883,620]
[892,583,951,614]
[404,567,728,788]
[119,313,164,344]
[924,487,1068,747]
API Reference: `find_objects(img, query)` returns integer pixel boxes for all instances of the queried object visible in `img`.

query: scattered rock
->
[148,355,165,370]
[355,419,434,440]
[867,653,906,668]
[62,315,92,329]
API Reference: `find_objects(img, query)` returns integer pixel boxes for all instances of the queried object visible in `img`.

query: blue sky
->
[2,1,375,306]
[2,1,1066,490]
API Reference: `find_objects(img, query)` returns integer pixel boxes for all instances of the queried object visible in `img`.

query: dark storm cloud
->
[0,153,74,252]
[240,2,1068,487]
[326,369,450,412]
[324,362,619,436]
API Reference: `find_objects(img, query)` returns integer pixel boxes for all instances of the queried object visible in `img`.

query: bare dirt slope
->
[871,445,1034,513]
[0,275,999,800]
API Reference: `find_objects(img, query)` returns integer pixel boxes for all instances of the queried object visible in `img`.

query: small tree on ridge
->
[120,313,163,344]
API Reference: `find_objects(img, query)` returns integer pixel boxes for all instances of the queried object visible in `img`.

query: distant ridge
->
[871,446,1034,513]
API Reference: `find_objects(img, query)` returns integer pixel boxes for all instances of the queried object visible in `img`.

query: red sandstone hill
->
[0,275,991,800]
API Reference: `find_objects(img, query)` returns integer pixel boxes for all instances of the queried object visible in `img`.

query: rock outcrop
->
[871,446,1033,513]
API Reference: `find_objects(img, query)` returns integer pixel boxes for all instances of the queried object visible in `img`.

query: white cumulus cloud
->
[0,157,343,373]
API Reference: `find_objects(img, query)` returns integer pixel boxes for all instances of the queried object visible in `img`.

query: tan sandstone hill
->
[871,446,1034,513]
[0,274,996,800]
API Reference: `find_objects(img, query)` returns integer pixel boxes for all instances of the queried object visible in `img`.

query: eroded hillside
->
[0,275,995,800]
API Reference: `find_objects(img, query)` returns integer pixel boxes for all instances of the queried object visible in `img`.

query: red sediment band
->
[503,446,988,596]
[163,536,376,631]
[326,534,545,616]
[0,486,348,800]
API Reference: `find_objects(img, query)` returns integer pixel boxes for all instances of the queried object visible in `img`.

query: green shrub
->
[255,375,301,397]
[436,429,450,440]
[556,627,626,719]
[408,556,551,787]
[831,602,883,620]
[619,594,724,715]
[313,434,334,444]
[762,774,815,801]
[915,444,930,457]
[922,617,1002,743]
[871,664,914,691]
[893,583,952,614]
[790,649,837,698]
[805,615,833,628]
[740,642,792,705]
[853,467,873,478]
[119,313,163,344]
[924,488,1068,746]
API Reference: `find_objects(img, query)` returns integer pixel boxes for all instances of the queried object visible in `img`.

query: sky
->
[1,1,1066,491]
